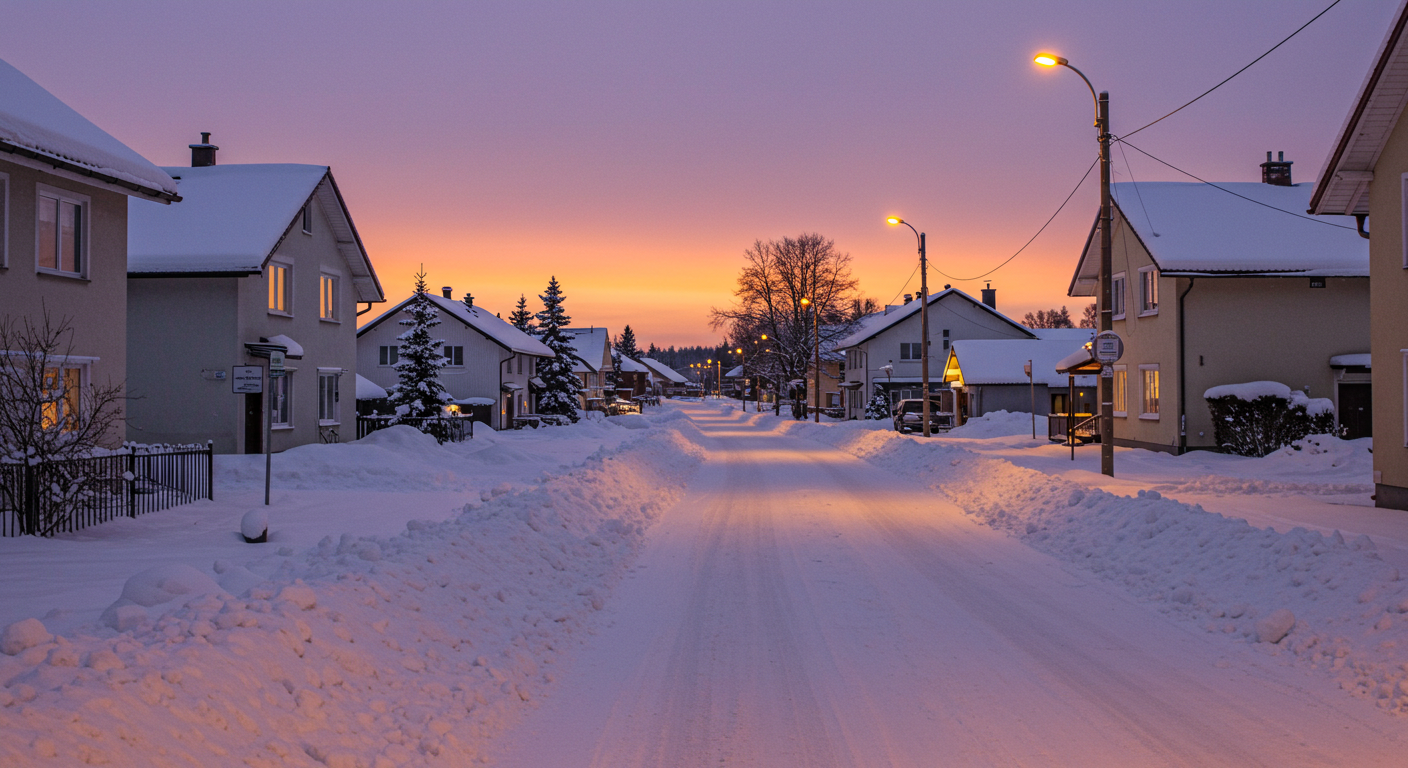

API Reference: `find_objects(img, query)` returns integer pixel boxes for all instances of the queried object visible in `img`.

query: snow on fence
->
[355,414,471,443]
[0,444,214,537]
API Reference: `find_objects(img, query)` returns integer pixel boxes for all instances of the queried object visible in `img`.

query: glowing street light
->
[887,216,932,437]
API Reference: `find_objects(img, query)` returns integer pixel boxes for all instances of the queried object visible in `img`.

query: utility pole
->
[919,232,930,438]
[1098,91,1114,476]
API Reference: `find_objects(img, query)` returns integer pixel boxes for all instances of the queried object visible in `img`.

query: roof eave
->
[0,140,180,202]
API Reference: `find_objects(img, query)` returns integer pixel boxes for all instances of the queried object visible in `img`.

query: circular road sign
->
[1093,331,1124,364]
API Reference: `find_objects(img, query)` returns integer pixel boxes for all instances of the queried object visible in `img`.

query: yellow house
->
[1068,170,1369,454]
[1310,3,1408,510]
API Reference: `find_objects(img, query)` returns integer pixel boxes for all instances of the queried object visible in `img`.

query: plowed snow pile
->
[0,416,705,767]
[784,420,1408,714]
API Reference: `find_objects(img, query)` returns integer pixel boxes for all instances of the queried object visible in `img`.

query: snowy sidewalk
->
[492,404,1406,766]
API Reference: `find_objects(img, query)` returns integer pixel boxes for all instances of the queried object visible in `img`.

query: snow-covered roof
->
[1330,353,1371,368]
[615,354,650,374]
[355,374,387,400]
[724,365,745,378]
[0,58,178,200]
[562,328,610,372]
[359,294,553,358]
[640,358,687,383]
[835,288,1034,349]
[947,338,1095,388]
[1030,327,1095,342]
[1072,182,1369,295]
[266,334,304,358]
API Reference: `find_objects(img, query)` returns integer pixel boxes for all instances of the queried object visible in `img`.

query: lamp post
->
[800,297,820,422]
[1035,52,1114,477]
[886,217,931,437]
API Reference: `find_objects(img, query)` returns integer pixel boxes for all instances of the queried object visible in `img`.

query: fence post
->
[207,441,214,501]
[127,449,137,518]
[23,463,37,536]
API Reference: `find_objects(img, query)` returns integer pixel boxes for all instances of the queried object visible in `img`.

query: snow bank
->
[0,422,706,766]
[946,410,1047,439]
[785,422,1408,713]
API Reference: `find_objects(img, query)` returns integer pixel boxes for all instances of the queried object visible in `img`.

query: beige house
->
[356,289,553,430]
[563,327,614,408]
[1068,172,1369,454]
[1309,0,1408,510]
[127,139,383,453]
[0,59,179,447]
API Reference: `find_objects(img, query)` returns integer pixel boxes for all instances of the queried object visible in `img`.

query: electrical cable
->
[1121,0,1344,140]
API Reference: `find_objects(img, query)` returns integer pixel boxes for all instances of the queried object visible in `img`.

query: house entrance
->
[1337,382,1372,439]
[244,392,263,454]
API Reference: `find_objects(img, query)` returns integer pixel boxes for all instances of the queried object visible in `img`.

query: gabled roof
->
[1069,182,1369,296]
[640,357,687,383]
[0,58,178,201]
[947,337,1095,388]
[358,294,553,358]
[834,288,1034,349]
[128,164,382,301]
[1310,0,1408,216]
[615,354,650,374]
[562,328,611,373]
[724,365,745,378]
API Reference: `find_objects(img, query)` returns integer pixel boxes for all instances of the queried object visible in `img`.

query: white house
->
[356,289,552,430]
[126,139,382,453]
[562,327,613,408]
[640,357,688,396]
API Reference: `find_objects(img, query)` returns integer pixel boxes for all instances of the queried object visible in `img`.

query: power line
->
[1122,0,1344,140]
[884,262,921,309]
[1116,138,1358,230]
[932,155,1100,282]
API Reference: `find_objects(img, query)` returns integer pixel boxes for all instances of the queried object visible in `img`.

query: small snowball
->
[1,618,52,655]
[1256,609,1296,644]
[242,509,269,542]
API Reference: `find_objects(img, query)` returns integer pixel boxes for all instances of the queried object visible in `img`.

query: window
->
[320,274,338,320]
[36,186,86,277]
[301,203,312,235]
[1111,273,1126,319]
[1140,365,1159,418]
[41,364,85,431]
[0,171,9,268]
[942,329,950,351]
[1403,350,1408,448]
[318,371,340,424]
[900,342,923,360]
[378,345,399,366]
[1139,267,1159,315]
[517,355,523,375]
[444,346,464,366]
[1112,365,1127,417]
[271,374,291,428]
[268,263,291,314]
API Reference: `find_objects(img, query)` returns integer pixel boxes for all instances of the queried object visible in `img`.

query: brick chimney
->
[1260,151,1292,186]
[903,294,913,304]
[189,132,218,167]
[442,286,453,299]
[981,281,997,309]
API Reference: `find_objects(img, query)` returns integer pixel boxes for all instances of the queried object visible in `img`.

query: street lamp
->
[886,217,931,437]
[1035,51,1114,477]
[800,297,820,422]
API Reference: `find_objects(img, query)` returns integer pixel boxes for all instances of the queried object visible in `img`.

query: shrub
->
[1204,381,1335,457]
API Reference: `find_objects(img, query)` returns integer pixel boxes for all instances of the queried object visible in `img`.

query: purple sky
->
[3,0,1393,346]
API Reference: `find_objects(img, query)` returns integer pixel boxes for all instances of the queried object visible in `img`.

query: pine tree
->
[615,325,642,361]
[865,385,890,420]
[533,276,584,422]
[389,270,451,418]
[646,342,660,358]
[509,294,534,333]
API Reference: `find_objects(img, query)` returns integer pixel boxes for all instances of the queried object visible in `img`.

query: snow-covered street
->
[496,404,1405,766]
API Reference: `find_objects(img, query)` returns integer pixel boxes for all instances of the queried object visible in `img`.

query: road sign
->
[1093,331,1124,364]
[269,350,285,372]
[232,366,263,394]
[1023,361,1032,377]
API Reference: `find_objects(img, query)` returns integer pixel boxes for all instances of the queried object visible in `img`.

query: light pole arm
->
[1059,61,1100,128]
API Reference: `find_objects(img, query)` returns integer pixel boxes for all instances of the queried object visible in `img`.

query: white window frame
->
[444,345,464,367]
[268,261,293,316]
[0,171,9,268]
[378,345,398,367]
[319,273,339,322]
[1112,364,1127,417]
[301,203,313,235]
[271,372,292,429]
[34,183,89,280]
[318,369,341,425]
[1111,272,1127,320]
[1139,364,1159,419]
[1138,266,1159,316]
[37,357,93,432]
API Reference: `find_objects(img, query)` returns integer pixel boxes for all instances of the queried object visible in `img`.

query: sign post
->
[1024,360,1034,439]
[266,352,284,506]
[1092,331,1124,473]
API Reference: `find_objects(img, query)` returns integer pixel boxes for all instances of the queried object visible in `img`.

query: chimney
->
[981,281,997,309]
[441,286,453,299]
[903,293,913,304]
[1260,151,1293,186]
[189,132,218,167]
[462,292,474,309]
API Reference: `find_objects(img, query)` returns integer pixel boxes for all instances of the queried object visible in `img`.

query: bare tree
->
[710,234,861,411]
[1079,303,1098,329]
[0,309,126,535]
[1023,307,1075,329]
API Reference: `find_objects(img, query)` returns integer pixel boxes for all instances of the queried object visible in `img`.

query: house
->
[614,354,651,399]
[943,329,1096,420]
[640,357,688,396]
[1068,167,1368,454]
[0,58,180,446]
[126,138,384,453]
[1309,0,1408,510]
[562,327,613,408]
[356,288,553,430]
[836,287,1038,419]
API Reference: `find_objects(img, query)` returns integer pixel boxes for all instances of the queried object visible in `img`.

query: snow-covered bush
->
[1204,381,1335,457]
[865,386,890,420]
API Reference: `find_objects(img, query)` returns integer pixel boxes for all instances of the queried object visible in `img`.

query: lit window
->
[268,264,291,314]
[41,365,84,431]
[1139,267,1159,315]
[1140,365,1159,418]
[318,372,339,424]
[271,374,291,427]
[378,346,398,366]
[1111,273,1127,319]
[37,188,85,276]
[1112,366,1127,416]
[320,274,337,320]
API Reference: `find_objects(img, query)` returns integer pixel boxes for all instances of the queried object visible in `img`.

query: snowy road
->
[494,405,1404,767]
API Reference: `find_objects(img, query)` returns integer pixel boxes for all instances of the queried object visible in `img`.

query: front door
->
[244,392,263,454]
[1338,382,1372,439]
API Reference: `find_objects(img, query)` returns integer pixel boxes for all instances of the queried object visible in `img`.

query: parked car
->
[892,398,951,434]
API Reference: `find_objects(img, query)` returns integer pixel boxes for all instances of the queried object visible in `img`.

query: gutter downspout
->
[1178,277,1196,454]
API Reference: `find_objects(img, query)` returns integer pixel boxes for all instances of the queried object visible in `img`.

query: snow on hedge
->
[1204,381,1333,416]
[0,414,705,766]
[784,422,1408,713]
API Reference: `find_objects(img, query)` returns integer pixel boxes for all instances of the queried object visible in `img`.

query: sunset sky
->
[1,1,1392,347]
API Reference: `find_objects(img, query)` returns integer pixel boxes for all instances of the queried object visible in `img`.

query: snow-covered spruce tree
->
[865,385,890,420]
[615,325,642,361]
[509,294,534,333]
[388,270,450,420]
[534,276,584,422]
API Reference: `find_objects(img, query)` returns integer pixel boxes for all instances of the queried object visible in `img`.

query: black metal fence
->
[0,444,214,537]
[1049,414,1100,445]
[356,415,471,443]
